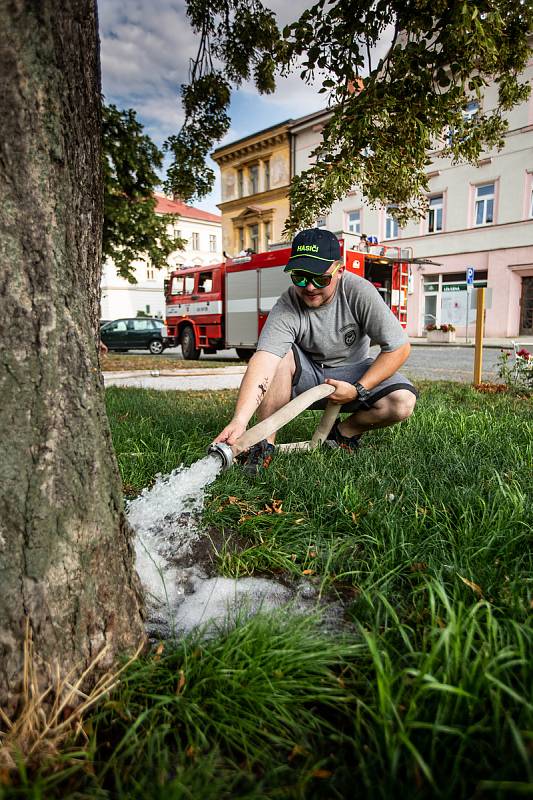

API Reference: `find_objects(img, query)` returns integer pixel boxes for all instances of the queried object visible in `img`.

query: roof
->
[212,119,293,157]
[154,193,221,223]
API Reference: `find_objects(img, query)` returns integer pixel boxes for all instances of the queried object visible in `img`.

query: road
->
[142,344,502,383]
[402,345,501,382]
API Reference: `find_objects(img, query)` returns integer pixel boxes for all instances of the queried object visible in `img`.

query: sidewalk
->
[409,335,533,349]
[103,367,245,391]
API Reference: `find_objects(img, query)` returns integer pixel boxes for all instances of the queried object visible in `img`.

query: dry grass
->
[101,354,241,372]
[0,619,143,775]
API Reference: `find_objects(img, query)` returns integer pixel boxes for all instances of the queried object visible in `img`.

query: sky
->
[98,1,327,214]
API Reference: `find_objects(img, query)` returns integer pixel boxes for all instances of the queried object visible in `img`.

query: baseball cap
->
[284,228,341,275]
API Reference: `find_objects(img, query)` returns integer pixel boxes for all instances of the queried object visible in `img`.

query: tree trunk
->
[0,0,145,711]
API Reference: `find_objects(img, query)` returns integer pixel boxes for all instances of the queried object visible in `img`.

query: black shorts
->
[291,343,418,412]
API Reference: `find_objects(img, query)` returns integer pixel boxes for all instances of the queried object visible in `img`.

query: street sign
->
[470,287,492,309]
[465,267,475,343]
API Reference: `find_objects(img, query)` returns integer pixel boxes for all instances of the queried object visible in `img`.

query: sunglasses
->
[289,262,342,289]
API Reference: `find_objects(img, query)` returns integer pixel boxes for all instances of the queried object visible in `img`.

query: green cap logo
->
[296,244,319,253]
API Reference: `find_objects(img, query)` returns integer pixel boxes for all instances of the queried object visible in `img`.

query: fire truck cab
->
[164,235,412,360]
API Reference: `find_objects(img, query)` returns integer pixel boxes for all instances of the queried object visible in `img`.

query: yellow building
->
[212,120,292,255]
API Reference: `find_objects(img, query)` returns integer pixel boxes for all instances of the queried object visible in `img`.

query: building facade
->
[211,121,292,256]
[100,194,222,321]
[288,60,533,338]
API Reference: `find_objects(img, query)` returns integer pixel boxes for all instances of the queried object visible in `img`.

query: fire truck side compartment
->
[225,269,258,348]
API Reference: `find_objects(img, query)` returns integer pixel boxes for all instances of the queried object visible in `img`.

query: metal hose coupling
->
[207,442,234,471]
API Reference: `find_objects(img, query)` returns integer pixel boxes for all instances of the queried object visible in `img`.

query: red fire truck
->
[164,236,413,360]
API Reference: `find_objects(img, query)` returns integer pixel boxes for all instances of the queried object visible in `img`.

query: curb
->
[103,366,247,379]
[409,341,514,349]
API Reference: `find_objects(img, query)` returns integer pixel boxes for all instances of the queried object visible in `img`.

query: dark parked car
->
[100,317,172,355]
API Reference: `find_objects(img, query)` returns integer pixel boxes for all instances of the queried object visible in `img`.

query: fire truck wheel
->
[235,348,255,362]
[181,325,200,360]
[149,339,164,355]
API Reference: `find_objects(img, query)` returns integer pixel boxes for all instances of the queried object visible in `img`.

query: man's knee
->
[276,347,296,379]
[381,390,416,422]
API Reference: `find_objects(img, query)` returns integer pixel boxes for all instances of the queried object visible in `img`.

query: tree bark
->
[0,0,145,711]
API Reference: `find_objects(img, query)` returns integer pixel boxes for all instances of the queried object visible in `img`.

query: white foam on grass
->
[127,455,222,632]
[127,455,341,637]
[174,576,293,633]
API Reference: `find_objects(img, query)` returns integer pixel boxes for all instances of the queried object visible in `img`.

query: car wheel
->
[236,348,255,362]
[149,339,164,355]
[181,325,200,360]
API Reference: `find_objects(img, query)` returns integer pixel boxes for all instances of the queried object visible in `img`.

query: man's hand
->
[324,378,357,404]
[213,418,247,446]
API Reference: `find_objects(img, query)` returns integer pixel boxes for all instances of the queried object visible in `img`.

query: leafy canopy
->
[103,104,184,282]
[166,0,532,234]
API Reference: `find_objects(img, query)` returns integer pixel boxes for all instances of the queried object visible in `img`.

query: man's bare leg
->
[256,349,296,444]
[338,390,416,437]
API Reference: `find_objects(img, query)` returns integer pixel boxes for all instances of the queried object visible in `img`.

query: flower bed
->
[426,323,456,343]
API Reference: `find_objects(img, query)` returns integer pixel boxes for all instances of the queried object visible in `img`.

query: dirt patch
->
[474,382,509,394]
[101,354,242,372]
[474,382,531,399]
[166,516,249,576]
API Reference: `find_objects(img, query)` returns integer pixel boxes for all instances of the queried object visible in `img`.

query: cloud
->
[98,1,395,208]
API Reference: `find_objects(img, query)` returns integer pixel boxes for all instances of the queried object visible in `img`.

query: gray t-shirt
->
[257,272,407,367]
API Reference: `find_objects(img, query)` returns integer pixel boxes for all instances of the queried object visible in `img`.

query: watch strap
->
[354,382,371,402]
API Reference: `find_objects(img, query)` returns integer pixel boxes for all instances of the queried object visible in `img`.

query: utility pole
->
[473,287,486,385]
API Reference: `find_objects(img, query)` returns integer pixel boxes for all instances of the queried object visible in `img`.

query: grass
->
[2,382,532,799]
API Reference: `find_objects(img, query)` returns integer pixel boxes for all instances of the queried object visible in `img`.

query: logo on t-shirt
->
[341,324,357,347]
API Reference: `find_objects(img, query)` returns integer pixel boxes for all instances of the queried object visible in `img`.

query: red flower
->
[516,348,531,359]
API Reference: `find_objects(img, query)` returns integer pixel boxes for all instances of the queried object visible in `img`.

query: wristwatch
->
[354,382,371,402]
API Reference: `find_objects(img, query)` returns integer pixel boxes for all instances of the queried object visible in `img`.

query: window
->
[237,227,245,252]
[171,276,184,295]
[264,160,270,190]
[464,100,479,121]
[249,164,259,195]
[442,270,488,290]
[172,223,182,240]
[427,194,443,233]
[529,185,533,219]
[264,220,271,248]
[108,320,127,332]
[133,318,153,331]
[237,169,244,198]
[171,275,194,294]
[248,223,259,252]
[347,210,361,234]
[198,272,213,293]
[146,263,155,280]
[422,271,488,329]
[474,183,495,226]
[192,232,200,250]
[447,100,480,145]
[384,207,398,239]
[209,234,217,253]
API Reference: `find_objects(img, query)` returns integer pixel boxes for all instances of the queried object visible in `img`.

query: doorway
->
[519,277,533,334]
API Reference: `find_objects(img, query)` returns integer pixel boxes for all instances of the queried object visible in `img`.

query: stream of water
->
[126,455,335,638]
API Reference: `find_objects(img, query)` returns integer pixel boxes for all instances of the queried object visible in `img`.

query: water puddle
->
[127,455,342,638]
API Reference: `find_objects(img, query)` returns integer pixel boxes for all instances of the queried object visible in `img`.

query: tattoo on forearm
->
[256,377,269,406]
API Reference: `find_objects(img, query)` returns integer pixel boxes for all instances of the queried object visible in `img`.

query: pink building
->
[288,54,533,338]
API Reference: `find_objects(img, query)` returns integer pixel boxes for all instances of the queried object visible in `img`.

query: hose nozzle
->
[207,442,234,471]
